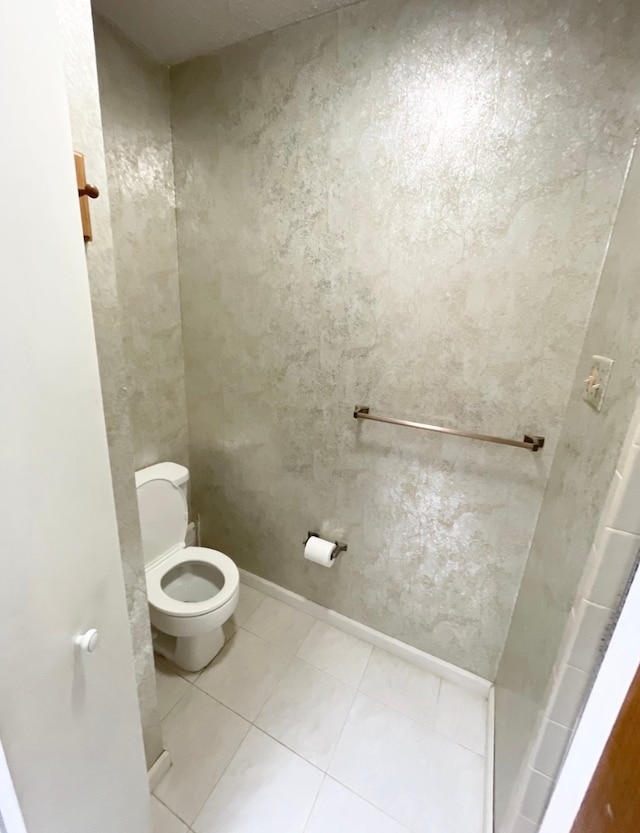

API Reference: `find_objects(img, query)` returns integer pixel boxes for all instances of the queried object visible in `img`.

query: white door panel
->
[0,1,149,832]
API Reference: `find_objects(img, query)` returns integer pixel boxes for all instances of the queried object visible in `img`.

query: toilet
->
[135,462,239,672]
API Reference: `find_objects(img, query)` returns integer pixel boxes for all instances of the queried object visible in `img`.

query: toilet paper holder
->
[304,531,348,561]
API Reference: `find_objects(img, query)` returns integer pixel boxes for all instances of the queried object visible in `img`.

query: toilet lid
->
[136,478,188,567]
[146,546,239,617]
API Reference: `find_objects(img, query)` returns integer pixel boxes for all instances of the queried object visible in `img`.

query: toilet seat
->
[146,546,239,618]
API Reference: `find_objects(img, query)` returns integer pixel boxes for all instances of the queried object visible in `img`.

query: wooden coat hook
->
[74,151,99,242]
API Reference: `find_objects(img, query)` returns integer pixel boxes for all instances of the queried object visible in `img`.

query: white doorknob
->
[75,628,99,653]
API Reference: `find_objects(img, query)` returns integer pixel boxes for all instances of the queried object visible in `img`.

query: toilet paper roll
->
[304,536,337,567]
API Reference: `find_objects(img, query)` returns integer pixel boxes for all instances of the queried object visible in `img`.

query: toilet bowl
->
[135,462,239,672]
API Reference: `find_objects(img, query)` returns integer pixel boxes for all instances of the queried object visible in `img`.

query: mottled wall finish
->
[494,140,640,829]
[56,0,163,767]
[171,0,640,679]
[94,15,189,471]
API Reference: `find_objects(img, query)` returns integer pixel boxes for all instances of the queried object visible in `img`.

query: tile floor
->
[151,583,489,833]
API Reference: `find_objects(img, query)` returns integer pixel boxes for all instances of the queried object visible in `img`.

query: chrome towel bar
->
[353,406,545,452]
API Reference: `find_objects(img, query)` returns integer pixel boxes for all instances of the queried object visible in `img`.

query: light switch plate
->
[583,355,614,412]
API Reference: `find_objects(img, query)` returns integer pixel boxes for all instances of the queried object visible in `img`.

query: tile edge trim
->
[485,685,496,833]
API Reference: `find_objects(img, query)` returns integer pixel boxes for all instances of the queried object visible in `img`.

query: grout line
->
[242,608,316,657]
[250,652,360,771]
[155,659,255,826]
[434,673,444,710]
[357,674,443,734]
[294,642,373,688]
[425,726,486,759]
[484,686,495,833]
[290,653,358,690]
[196,654,297,725]
[301,772,329,832]
[353,642,374,688]
[188,682,254,725]
[322,775,413,832]
[183,719,253,831]
[249,725,326,770]
[253,652,358,770]
[360,641,375,681]
[156,678,192,724]
[152,793,183,819]
[155,794,191,828]
[190,624,299,724]
[293,623,373,687]
[324,684,359,776]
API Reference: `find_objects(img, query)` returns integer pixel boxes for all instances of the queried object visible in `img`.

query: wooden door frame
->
[540,561,640,831]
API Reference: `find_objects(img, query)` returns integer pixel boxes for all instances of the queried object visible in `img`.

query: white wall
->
[0,0,149,830]
[55,0,164,767]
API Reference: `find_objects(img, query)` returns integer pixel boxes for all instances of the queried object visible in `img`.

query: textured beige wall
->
[494,139,640,829]
[57,0,163,768]
[94,15,189,472]
[171,0,640,680]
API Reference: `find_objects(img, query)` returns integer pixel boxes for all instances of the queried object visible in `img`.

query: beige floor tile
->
[297,621,372,686]
[193,728,323,833]
[359,648,441,728]
[305,778,409,833]
[153,651,201,683]
[155,656,192,719]
[196,628,291,720]
[243,596,315,654]
[434,679,488,756]
[150,796,188,833]
[256,657,355,769]
[155,686,249,825]
[329,693,484,833]
[224,584,268,637]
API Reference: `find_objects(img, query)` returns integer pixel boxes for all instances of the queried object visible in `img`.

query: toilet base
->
[152,625,225,673]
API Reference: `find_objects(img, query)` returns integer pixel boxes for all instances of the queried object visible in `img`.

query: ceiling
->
[92,0,361,65]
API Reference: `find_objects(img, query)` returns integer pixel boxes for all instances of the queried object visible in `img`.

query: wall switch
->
[583,355,614,412]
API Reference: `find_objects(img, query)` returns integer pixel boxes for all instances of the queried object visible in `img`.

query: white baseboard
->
[485,686,495,833]
[240,569,492,697]
[147,749,171,792]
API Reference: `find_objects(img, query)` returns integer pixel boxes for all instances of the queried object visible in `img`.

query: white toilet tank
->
[135,462,190,567]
